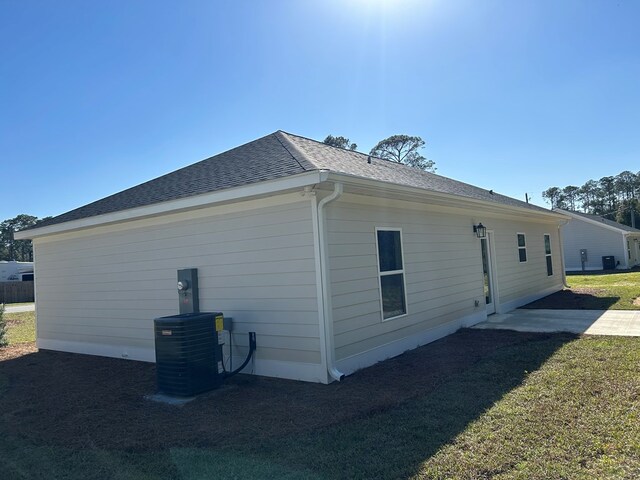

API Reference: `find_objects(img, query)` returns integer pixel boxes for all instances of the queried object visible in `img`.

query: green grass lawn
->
[3,310,36,344]
[566,270,640,310]
[0,327,638,479]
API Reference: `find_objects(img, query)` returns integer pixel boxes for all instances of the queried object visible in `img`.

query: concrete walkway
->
[3,303,35,314]
[474,309,640,336]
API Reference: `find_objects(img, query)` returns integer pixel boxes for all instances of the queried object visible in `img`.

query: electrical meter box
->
[580,249,588,262]
[177,268,199,314]
[154,312,225,396]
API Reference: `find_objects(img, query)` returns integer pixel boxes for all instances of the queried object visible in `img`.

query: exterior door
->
[480,234,496,315]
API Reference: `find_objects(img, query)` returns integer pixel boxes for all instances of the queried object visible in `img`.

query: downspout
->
[316,182,345,382]
[558,220,570,288]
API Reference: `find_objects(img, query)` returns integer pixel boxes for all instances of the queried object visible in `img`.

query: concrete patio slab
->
[473,309,640,336]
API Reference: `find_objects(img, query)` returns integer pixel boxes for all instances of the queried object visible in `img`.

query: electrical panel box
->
[154,312,224,396]
[177,268,199,314]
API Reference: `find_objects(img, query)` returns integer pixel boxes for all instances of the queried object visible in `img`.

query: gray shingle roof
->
[34,130,553,229]
[561,209,640,233]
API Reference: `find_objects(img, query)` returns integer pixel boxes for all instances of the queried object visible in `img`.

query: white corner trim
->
[622,234,630,270]
[335,310,486,377]
[16,171,330,240]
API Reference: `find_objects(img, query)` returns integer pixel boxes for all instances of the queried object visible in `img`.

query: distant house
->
[556,209,640,271]
[16,131,567,384]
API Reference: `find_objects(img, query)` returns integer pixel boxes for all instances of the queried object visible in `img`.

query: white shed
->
[17,131,568,383]
[556,209,640,271]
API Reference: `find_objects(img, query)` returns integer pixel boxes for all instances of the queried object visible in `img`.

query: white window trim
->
[517,232,527,263]
[375,227,408,322]
[544,233,553,276]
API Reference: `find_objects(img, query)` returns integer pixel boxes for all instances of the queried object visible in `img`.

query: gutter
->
[315,182,345,382]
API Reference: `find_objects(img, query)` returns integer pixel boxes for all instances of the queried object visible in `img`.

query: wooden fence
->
[1,281,35,304]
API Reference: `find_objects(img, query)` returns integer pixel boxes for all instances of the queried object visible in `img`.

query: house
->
[555,209,640,271]
[16,131,568,384]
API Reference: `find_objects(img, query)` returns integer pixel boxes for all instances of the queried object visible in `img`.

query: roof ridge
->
[281,131,531,205]
[280,130,400,166]
[275,131,320,171]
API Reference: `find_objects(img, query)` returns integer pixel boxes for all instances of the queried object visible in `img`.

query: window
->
[376,229,407,320]
[544,234,553,276]
[517,233,527,262]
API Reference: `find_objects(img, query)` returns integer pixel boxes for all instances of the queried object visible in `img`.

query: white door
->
[480,234,496,315]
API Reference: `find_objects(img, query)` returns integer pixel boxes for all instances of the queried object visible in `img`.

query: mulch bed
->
[0,329,557,452]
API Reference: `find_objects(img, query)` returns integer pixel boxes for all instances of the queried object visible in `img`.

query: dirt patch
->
[0,343,37,361]
[0,329,562,451]
[633,297,640,306]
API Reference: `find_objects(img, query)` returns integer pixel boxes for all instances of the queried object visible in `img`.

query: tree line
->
[0,214,51,262]
[542,170,640,227]
[323,134,436,172]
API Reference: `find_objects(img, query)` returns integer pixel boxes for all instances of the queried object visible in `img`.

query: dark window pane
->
[377,230,403,272]
[519,248,527,262]
[517,234,526,247]
[544,235,551,255]
[381,274,406,319]
[546,256,553,276]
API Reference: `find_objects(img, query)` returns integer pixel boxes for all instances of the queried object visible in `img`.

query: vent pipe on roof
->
[367,156,371,164]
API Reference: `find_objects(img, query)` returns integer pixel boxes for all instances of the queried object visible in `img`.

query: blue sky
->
[2,0,639,220]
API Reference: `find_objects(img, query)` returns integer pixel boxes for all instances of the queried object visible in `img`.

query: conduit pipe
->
[316,182,345,382]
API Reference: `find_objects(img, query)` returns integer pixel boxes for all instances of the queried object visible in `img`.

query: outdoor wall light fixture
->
[473,223,487,238]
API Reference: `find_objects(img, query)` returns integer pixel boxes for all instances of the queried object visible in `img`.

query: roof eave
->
[326,172,569,221]
[16,170,330,240]
[555,209,640,234]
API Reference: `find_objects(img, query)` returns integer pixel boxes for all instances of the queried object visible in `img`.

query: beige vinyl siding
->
[33,196,321,370]
[326,200,484,361]
[488,218,563,307]
[562,218,626,271]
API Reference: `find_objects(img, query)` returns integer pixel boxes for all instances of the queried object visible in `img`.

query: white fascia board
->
[325,172,569,222]
[16,170,330,239]
[556,209,637,235]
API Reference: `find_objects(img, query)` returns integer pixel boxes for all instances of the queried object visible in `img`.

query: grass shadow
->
[219,331,578,479]
[521,290,620,310]
[0,329,577,479]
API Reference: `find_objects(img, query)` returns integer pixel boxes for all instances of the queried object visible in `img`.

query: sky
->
[2,0,640,221]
